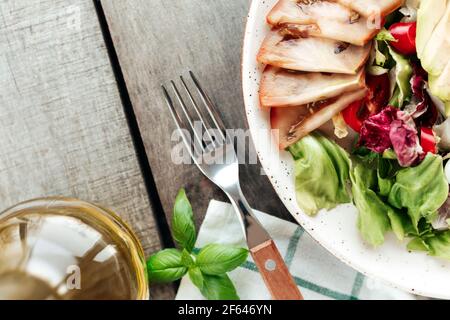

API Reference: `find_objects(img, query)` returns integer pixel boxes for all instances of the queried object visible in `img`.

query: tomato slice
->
[389,22,417,55]
[342,99,364,132]
[342,74,391,133]
[420,127,437,154]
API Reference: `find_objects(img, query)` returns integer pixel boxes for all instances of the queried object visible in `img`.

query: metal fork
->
[162,71,303,300]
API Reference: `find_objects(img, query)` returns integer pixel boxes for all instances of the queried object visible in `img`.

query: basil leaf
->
[147,249,188,283]
[196,244,248,275]
[181,249,194,267]
[172,189,196,252]
[200,274,239,300]
[188,267,204,290]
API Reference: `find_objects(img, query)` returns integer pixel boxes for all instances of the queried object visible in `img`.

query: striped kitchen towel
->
[175,200,419,300]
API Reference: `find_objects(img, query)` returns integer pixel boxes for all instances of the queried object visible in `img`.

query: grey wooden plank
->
[0,0,174,299]
[101,0,293,229]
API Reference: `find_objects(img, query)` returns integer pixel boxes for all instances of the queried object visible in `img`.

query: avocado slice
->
[429,61,450,102]
[443,100,450,118]
[419,1,450,76]
[416,0,447,59]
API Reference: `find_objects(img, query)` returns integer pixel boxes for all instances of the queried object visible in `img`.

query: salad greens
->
[422,231,450,260]
[350,163,391,246]
[147,189,248,300]
[387,46,413,108]
[369,28,413,108]
[368,29,393,76]
[263,0,450,260]
[290,133,449,255]
[388,154,449,229]
[288,133,352,215]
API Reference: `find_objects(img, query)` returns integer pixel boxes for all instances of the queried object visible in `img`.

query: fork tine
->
[170,81,205,153]
[189,71,228,143]
[179,75,216,148]
[162,85,197,160]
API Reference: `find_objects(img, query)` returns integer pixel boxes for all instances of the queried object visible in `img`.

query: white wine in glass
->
[0,197,149,300]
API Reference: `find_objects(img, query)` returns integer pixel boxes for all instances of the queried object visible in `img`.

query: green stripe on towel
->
[284,227,304,267]
[240,260,358,300]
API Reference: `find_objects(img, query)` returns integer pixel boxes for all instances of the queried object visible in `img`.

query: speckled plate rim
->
[242,0,450,299]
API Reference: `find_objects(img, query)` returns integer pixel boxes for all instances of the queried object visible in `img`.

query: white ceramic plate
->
[242,0,450,299]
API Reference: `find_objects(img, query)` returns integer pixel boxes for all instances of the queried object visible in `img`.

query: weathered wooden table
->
[0,0,292,299]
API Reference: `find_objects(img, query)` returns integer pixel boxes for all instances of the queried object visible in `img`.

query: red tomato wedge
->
[342,99,365,132]
[420,127,437,154]
[389,22,417,56]
[342,74,390,133]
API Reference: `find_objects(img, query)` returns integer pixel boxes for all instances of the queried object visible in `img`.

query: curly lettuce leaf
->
[388,154,449,229]
[288,133,352,216]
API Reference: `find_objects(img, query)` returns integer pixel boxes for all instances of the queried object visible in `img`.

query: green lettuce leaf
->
[387,46,413,108]
[387,208,414,242]
[423,231,450,259]
[388,154,449,229]
[407,237,430,252]
[288,133,352,216]
[408,224,450,260]
[351,164,392,246]
[377,156,401,197]
[375,28,396,42]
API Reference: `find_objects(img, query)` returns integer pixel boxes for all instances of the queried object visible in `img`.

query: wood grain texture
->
[250,240,303,300]
[100,0,293,230]
[0,0,173,299]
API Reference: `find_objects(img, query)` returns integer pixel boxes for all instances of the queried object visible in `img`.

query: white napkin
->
[175,200,419,300]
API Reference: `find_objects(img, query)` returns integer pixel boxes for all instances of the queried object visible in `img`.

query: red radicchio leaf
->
[359,106,424,167]
[408,64,438,127]
[359,106,397,153]
[389,112,424,167]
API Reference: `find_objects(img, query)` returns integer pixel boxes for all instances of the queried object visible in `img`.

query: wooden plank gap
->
[92,0,175,252]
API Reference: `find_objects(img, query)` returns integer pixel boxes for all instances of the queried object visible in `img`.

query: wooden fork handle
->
[250,239,304,300]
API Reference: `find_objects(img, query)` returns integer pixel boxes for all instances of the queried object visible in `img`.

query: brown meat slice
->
[260,66,365,108]
[332,0,404,18]
[257,29,371,74]
[271,89,367,149]
[267,0,379,46]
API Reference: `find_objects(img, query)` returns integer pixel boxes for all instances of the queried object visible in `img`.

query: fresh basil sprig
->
[172,188,196,252]
[146,188,248,300]
[196,244,248,275]
[147,249,187,283]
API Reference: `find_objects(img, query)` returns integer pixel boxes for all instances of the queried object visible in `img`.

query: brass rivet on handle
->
[265,259,277,271]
